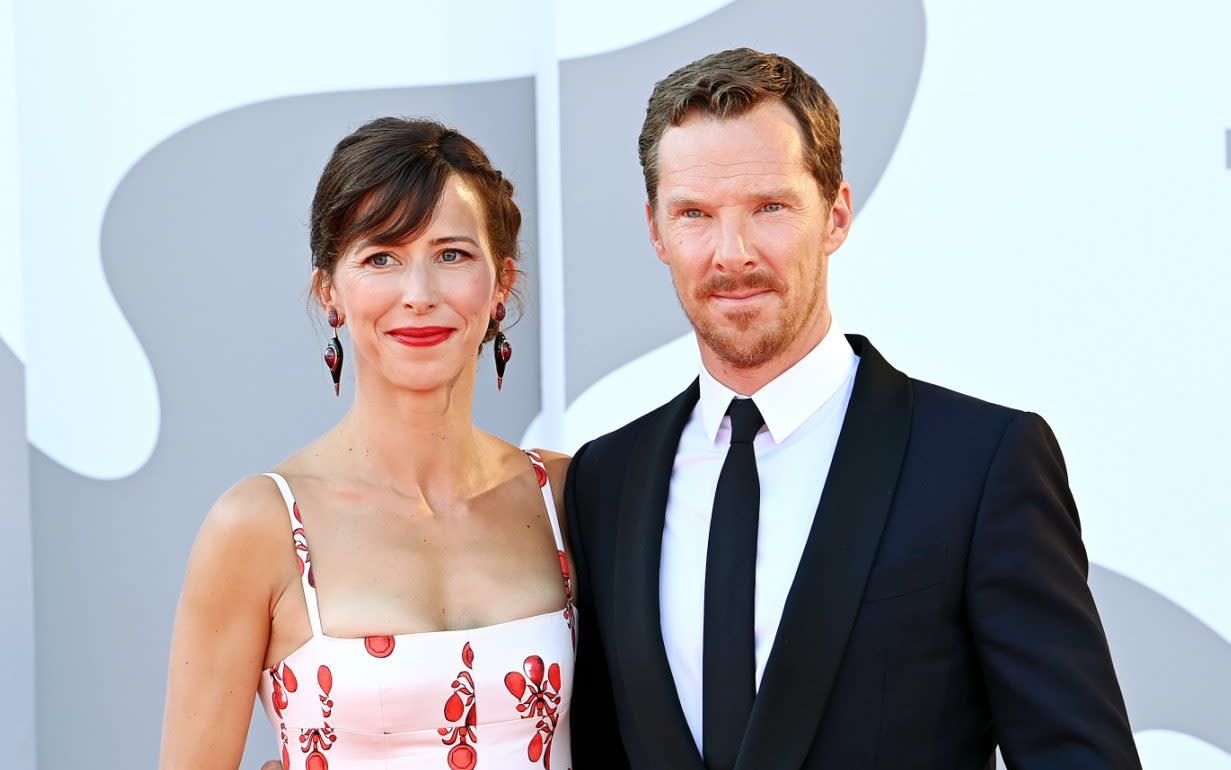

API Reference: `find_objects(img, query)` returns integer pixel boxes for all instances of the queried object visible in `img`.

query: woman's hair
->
[310,117,522,342]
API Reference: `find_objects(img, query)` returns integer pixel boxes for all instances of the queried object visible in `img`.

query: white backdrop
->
[2,1,1229,767]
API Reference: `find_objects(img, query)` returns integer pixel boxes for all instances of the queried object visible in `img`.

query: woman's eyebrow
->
[429,235,480,247]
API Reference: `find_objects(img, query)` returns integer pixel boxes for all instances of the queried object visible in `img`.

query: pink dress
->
[256,451,575,770]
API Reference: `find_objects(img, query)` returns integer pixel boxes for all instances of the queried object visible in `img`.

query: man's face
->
[648,100,851,372]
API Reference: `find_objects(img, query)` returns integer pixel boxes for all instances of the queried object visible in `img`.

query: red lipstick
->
[387,326,454,347]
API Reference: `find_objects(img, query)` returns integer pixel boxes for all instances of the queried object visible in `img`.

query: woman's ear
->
[498,257,518,299]
[312,267,336,312]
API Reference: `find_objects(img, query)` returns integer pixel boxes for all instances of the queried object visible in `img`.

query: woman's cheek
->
[442,267,496,321]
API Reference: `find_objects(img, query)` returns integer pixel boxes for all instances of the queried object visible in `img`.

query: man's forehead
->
[657,151,810,196]
[658,108,806,171]
[659,157,803,177]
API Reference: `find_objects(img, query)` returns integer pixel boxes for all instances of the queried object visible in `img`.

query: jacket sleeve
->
[565,440,631,770]
[966,411,1141,769]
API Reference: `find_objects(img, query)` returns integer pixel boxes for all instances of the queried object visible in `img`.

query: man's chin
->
[698,330,789,370]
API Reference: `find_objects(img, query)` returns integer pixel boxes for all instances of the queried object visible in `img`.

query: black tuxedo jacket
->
[564,335,1140,770]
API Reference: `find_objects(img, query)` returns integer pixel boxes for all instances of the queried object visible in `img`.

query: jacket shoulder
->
[909,378,1025,424]
[851,333,1031,432]
[904,377,1067,463]
[575,395,680,469]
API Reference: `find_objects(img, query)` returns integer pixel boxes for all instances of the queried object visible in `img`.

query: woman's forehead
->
[348,175,488,252]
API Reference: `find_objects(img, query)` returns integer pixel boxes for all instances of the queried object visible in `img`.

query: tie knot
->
[726,398,764,445]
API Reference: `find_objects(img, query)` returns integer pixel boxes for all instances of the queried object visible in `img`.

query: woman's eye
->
[440,249,468,263]
[366,252,393,267]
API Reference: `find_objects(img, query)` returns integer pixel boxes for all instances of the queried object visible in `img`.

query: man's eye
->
[682,209,704,218]
[762,203,784,213]
[440,249,469,263]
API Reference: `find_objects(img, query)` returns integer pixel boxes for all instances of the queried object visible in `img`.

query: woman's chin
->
[383,366,470,397]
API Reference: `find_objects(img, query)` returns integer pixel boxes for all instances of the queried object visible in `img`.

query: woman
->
[159,118,575,770]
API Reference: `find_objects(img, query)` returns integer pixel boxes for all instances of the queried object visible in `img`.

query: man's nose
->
[713,214,755,271]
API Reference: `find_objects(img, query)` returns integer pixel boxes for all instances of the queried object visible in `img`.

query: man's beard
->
[677,269,819,370]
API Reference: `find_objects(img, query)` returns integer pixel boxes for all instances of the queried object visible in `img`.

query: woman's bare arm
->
[159,476,289,770]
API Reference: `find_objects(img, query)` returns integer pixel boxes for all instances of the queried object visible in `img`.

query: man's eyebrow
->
[662,196,706,211]
[662,188,802,210]
[755,187,804,202]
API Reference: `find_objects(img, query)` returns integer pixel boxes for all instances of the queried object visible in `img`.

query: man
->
[565,48,1141,769]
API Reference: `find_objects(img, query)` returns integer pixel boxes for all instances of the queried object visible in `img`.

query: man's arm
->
[566,441,632,769]
[966,412,1141,769]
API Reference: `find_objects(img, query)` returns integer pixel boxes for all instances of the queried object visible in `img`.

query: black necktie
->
[702,397,764,770]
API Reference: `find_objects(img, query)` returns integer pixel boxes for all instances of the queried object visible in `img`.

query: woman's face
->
[323,175,511,395]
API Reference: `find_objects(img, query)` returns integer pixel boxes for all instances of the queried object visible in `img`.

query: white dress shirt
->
[659,322,859,754]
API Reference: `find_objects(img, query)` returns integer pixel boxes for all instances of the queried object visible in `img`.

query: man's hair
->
[638,47,842,210]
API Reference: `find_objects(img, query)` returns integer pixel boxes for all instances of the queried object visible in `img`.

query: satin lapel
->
[734,336,914,770]
[611,379,706,770]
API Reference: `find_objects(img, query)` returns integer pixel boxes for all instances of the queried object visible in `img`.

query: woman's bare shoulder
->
[531,448,571,464]
[189,474,294,586]
[204,475,289,535]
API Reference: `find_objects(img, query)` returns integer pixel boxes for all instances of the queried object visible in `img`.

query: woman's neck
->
[329,369,488,504]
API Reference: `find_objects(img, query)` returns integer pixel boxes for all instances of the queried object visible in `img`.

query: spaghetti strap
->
[524,451,576,649]
[523,451,566,554]
[262,472,323,637]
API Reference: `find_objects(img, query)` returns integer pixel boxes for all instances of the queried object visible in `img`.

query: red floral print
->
[365,635,396,658]
[292,509,315,588]
[268,662,298,718]
[300,665,336,769]
[268,663,298,767]
[526,450,548,487]
[300,728,335,770]
[318,665,334,717]
[559,551,576,650]
[439,642,478,769]
[505,655,564,768]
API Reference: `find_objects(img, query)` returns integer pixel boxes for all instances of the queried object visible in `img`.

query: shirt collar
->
[698,320,857,445]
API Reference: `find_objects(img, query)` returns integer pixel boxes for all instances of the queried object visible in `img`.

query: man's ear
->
[646,201,669,266]
[822,181,854,256]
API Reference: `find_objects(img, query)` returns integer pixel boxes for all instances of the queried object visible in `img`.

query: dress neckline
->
[271,604,570,669]
[261,450,574,666]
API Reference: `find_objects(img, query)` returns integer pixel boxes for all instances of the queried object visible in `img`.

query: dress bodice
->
[255,451,575,770]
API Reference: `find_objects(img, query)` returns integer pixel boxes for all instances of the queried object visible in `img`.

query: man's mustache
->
[694,271,784,300]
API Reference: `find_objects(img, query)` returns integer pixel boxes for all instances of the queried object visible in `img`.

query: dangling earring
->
[324,307,344,396]
[493,301,511,391]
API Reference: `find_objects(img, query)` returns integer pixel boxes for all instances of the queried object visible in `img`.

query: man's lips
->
[710,288,773,303]
[386,327,454,347]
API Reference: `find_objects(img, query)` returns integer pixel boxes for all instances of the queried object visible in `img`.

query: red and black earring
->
[493,301,512,391]
[324,307,344,396]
